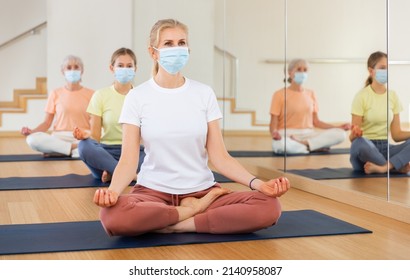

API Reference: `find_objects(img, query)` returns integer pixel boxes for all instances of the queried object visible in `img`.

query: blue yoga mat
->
[0,172,233,191]
[228,148,350,157]
[0,210,371,255]
[286,167,410,180]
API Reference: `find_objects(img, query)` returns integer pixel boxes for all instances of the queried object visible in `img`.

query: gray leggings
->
[350,137,410,171]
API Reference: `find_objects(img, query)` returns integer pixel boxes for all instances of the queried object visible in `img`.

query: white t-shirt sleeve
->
[206,86,223,122]
[119,88,141,127]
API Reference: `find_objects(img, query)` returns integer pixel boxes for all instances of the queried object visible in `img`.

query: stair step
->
[0,77,47,126]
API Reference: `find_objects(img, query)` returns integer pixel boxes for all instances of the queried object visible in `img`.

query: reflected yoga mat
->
[0,172,232,191]
[286,167,410,180]
[0,154,78,162]
[0,210,371,255]
[228,148,350,158]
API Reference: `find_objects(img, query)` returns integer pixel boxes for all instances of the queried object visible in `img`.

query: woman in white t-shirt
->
[93,19,290,237]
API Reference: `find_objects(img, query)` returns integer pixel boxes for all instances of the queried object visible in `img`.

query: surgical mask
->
[155,46,189,75]
[64,70,81,83]
[293,72,308,85]
[375,69,388,84]
[114,67,135,84]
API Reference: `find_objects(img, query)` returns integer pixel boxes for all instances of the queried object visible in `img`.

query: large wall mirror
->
[217,0,410,209]
[387,0,410,206]
[216,0,286,173]
[285,0,389,201]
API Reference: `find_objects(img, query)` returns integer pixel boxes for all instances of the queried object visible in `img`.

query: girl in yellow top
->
[350,51,410,174]
[21,55,93,157]
[74,48,143,182]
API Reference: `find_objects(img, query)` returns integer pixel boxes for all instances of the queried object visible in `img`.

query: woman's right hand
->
[350,124,363,141]
[272,131,281,140]
[93,188,119,207]
[21,126,32,136]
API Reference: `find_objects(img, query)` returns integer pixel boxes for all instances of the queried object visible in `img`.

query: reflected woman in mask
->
[74,48,144,182]
[92,19,290,237]
[350,51,410,174]
[269,59,350,154]
[21,55,94,157]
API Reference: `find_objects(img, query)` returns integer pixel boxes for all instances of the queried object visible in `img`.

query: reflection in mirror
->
[387,0,410,206]
[284,0,388,201]
[215,0,286,173]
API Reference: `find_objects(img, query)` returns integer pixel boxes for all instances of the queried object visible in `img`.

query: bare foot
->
[311,147,330,153]
[364,162,388,174]
[290,135,309,147]
[43,152,67,158]
[398,163,410,174]
[101,170,112,183]
[180,187,231,214]
[154,188,231,234]
[154,217,196,234]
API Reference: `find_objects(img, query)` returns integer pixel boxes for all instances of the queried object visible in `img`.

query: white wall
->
[0,0,47,104]
[132,0,215,86]
[46,0,133,92]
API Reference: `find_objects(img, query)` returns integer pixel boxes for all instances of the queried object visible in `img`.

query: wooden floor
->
[1,136,410,260]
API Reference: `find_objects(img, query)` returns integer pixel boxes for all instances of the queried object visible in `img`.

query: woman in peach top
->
[20,55,94,157]
[269,58,350,154]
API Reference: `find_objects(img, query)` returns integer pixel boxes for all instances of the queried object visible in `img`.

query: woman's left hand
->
[258,177,290,197]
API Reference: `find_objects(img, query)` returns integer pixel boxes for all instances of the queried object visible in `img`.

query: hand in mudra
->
[93,188,119,207]
[258,177,290,197]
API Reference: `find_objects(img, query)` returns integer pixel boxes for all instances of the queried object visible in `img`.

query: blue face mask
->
[114,67,135,84]
[64,70,81,83]
[375,69,388,84]
[155,47,189,75]
[293,72,308,85]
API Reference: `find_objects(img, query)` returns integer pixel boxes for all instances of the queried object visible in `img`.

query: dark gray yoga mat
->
[0,172,232,191]
[0,210,371,255]
[0,146,146,162]
[286,167,409,180]
[0,154,78,162]
[228,148,350,157]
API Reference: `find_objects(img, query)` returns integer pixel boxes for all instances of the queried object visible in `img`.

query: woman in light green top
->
[350,51,410,174]
[74,48,144,182]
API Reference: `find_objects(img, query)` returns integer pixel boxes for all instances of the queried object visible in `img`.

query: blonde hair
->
[365,51,387,87]
[149,19,189,76]
[110,47,137,67]
[61,55,84,71]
